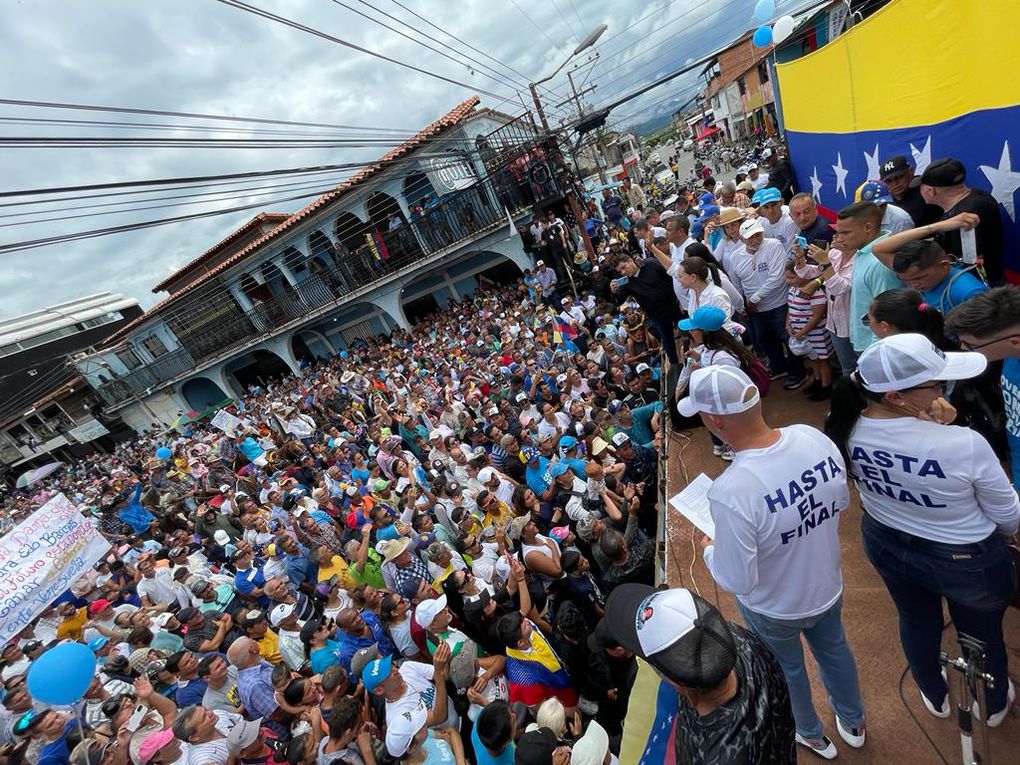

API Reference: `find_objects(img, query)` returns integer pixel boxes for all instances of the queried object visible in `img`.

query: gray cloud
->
[0,0,764,317]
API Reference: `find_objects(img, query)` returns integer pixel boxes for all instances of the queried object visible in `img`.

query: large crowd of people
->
[1,136,1018,765]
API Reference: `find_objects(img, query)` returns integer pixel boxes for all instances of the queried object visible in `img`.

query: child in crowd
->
[785,262,834,400]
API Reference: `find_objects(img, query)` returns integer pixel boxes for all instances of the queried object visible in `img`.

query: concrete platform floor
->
[661,385,1020,764]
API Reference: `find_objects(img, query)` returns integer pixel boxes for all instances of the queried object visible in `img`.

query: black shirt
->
[675,625,796,764]
[620,260,683,323]
[937,189,1005,284]
[893,183,941,227]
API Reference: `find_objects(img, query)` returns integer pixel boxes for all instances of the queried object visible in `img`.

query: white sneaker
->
[974,678,1015,728]
[795,733,838,760]
[921,668,951,719]
[835,717,866,748]
[718,445,735,461]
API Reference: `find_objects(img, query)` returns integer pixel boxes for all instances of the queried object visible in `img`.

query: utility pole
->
[561,69,607,184]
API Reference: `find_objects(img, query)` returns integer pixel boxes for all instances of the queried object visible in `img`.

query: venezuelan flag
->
[554,319,578,340]
[776,0,1020,281]
[504,625,577,707]
[619,659,679,765]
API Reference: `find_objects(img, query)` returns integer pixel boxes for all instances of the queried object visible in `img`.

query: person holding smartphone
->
[793,231,859,377]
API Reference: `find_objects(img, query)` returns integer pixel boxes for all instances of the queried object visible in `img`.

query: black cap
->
[603,584,737,691]
[514,728,560,765]
[879,155,912,180]
[176,607,200,624]
[920,158,966,187]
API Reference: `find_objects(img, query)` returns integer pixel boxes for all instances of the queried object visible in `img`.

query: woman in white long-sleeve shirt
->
[826,334,1019,725]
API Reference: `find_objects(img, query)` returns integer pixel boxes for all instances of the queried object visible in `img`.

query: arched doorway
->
[366,192,404,230]
[225,350,292,391]
[403,172,436,209]
[181,377,229,411]
[291,331,333,365]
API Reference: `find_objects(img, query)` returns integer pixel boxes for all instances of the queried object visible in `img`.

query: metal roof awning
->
[695,126,722,140]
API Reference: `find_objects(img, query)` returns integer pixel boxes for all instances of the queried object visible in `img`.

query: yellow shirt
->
[57,608,88,642]
[318,555,353,590]
[257,629,282,664]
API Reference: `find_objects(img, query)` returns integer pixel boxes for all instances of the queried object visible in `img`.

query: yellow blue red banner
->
[777,0,1020,280]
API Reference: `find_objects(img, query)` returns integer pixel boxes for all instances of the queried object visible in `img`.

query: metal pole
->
[530,83,550,132]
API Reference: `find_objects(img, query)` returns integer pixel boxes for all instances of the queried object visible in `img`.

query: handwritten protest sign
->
[210,409,241,433]
[0,493,111,644]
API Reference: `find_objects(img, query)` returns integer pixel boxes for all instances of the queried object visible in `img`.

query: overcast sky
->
[0,0,774,317]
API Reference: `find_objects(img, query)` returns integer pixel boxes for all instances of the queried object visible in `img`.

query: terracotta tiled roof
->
[151,212,291,293]
[98,96,480,350]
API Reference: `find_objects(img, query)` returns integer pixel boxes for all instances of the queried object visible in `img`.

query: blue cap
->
[607,399,625,415]
[678,305,727,332]
[88,636,109,652]
[698,192,716,206]
[696,204,720,222]
[559,435,577,450]
[752,187,782,205]
[520,446,540,464]
[856,180,893,205]
[361,654,393,693]
[549,462,570,478]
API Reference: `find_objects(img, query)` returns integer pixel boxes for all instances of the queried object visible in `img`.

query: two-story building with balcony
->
[75,98,570,433]
[0,292,143,476]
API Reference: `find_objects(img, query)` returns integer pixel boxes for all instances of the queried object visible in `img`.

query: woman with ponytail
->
[825,333,1019,725]
[865,288,953,350]
[865,288,1008,456]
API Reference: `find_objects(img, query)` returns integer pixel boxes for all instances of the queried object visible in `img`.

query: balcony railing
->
[94,145,564,409]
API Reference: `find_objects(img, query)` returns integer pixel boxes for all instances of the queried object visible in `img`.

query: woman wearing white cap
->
[826,333,1019,725]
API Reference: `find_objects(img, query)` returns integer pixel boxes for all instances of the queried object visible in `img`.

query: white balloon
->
[773,14,796,44]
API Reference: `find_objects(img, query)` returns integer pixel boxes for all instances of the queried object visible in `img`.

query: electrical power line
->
[213,0,508,99]
[0,97,417,133]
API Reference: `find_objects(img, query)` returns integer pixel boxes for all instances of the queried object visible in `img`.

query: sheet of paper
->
[668,472,716,538]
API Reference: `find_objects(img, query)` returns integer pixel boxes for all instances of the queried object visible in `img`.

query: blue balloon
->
[27,642,96,705]
[753,0,775,23]
[339,350,349,359]
[752,24,774,47]
[155,447,172,460]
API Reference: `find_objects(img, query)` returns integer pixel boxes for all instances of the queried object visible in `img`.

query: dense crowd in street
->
[1,136,1019,765]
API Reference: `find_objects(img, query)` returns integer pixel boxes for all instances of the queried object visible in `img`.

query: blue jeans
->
[831,334,858,377]
[861,512,1016,712]
[748,304,805,381]
[738,597,864,739]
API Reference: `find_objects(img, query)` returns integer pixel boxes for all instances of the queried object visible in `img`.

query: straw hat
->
[717,207,745,227]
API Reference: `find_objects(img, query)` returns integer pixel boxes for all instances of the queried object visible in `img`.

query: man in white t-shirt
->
[726,218,806,388]
[753,187,799,251]
[666,215,696,263]
[136,556,177,606]
[679,366,866,760]
[362,645,458,758]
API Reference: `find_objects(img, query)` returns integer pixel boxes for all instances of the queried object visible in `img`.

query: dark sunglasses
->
[959,333,1020,352]
[906,381,947,394]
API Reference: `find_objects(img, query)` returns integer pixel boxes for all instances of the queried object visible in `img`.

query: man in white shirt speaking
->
[681,366,866,760]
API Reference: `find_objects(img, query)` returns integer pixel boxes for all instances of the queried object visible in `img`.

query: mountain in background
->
[623,111,675,137]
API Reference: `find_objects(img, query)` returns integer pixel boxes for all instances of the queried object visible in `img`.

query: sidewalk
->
[662,385,1020,763]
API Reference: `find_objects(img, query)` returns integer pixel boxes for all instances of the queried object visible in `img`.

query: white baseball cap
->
[738,217,765,239]
[677,366,760,417]
[635,362,651,374]
[855,333,987,393]
[570,720,610,765]
[385,700,427,757]
[269,603,295,628]
[535,260,545,267]
[413,594,448,629]
[477,467,496,484]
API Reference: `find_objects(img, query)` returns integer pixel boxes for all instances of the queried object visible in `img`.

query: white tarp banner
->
[424,155,477,194]
[210,409,242,433]
[0,493,111,643]
[68,419,110,443]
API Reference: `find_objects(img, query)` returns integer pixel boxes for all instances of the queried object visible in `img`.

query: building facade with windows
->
[74,98,570,433]
[0,292,143,475]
